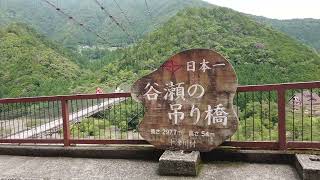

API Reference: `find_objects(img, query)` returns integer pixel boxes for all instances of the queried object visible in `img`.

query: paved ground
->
[0,155,300,180]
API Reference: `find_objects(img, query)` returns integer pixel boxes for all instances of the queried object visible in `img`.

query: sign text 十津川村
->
[131,49,238,152]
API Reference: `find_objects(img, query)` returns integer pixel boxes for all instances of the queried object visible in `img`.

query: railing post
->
[277,87,287,150]
[61,98,70,146]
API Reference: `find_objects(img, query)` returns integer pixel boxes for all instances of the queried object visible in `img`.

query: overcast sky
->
[204,0,320,19]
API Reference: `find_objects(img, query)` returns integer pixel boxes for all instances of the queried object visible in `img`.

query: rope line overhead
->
[112,0,134,27]
[112,0,138,41]
[144,0,153,20]
[93,0,135,43]
[41,0,111,45]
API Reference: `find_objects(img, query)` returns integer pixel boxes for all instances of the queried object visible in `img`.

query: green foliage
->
[99,7,320,87]
[1,2,319,143]
[2,3,320,98]
[70,99,144,138]
[2,0,319,53]
[286,112,320,141]
[240,101,278,125]
[236,116,279,141]
[0,0,210,48]
[104,99,144,131]
[233,100,320,141]
[71,118,102,137]
[253,16,320,52]
[0,23,103,98]
[235,101,278,141]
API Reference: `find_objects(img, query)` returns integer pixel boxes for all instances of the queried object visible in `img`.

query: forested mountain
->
[253,16,320,51]
[0,2,319,143]
[0,0,210,48]
[1,2,320,97]
[99,7,320,88]
[0,23,85,98]
[1,0,319,52]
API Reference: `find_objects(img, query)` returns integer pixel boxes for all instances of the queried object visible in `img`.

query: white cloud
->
[204,0,320,19]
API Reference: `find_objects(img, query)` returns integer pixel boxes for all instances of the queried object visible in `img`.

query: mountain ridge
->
[1,0,319,52]
[0,0,211,47]
[98,7,320,88]
[0,23,84,98]
[251,15,320,52]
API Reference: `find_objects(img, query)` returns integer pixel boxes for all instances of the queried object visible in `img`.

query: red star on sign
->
[162,60,182,73]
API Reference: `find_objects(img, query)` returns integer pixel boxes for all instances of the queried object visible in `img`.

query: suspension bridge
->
[4,97,124,139]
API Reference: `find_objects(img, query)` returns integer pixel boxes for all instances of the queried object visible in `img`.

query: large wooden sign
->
[131,49,238,152]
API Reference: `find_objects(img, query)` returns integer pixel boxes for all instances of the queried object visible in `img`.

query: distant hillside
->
[99,7,320,87]
[1,0,320,53]
[0,23,83,98]
[0,0,210,48]
[252,16,320,52]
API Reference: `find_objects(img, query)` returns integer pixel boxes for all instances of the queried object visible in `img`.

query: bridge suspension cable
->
[93,0,135,43]
[112,0,134,28]
[144,0,153,20]
[41,0,111,45]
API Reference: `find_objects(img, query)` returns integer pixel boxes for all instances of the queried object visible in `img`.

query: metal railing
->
[0,82,320,150]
